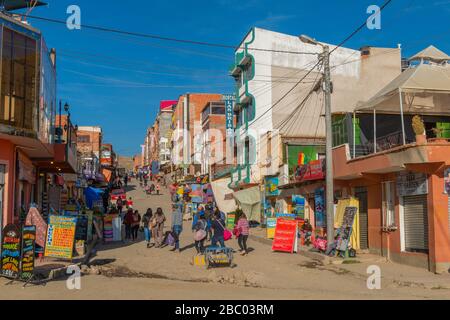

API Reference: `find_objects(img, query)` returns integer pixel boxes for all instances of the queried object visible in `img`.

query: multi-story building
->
[157,100,176,170]
[171,93,222,180]
[0,11,77,226]
[228,27,402,223]
[76,126,103,180]
[200,100,236,178]
[332,46,450,273]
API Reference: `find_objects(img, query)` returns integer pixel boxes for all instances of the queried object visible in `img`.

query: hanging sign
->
[223,94,235,137]
[271,219,298,253]
[44,215,77,259]
[20,226,36,280]
[1,224,21,279]
[396,172,428,196]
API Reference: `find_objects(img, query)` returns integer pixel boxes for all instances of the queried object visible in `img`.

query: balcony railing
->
[350,131,415,159]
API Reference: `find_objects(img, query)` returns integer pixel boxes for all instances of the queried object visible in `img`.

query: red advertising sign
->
[295,159,325,182]
[271,219,298,253]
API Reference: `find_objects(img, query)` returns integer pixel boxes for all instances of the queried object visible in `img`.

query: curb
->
[48,262,82,280]
[249,234,334,265]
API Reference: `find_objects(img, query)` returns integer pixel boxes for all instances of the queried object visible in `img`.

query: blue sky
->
[18,0,450,156]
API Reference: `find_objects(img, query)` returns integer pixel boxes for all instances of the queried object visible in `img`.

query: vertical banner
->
[44,215,77,259]
[315,187,326,228]
[21,226,36,280]
[292,195,305,218]
[1,224,21,279]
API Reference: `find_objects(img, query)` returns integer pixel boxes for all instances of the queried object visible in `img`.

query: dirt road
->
[1,180,449,300]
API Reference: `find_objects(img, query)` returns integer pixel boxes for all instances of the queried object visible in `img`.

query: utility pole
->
[299,35,334,244]
[322,45,335,244]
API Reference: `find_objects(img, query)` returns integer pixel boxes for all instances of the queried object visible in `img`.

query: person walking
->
[123,208,134,241]
[171,203,183,252]
[236,213,250,255]
[131,210,141,241]
[124,173,129,187]
[156,184,161,195]
[142,208,153,248]
[193,213,207,254]
[211,211,226,248]
[154,207,166,247]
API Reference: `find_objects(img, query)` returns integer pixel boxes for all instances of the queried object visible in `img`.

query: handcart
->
[204,246,235,269]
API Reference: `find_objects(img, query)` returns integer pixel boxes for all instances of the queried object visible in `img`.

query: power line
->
[330,0,393,54]
[15,13,318,56]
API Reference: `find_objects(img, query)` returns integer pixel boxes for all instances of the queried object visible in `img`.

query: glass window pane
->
[13,33,25,64]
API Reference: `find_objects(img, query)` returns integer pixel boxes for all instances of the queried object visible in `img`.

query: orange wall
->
[0,139,15,226]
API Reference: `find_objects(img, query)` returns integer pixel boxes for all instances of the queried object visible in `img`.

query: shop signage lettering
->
[1,224,21,279]
[396,172,428,196]
[272,219,298,253]
[20,226,36,280]
[44,215,77,259]
[223,94,235,135]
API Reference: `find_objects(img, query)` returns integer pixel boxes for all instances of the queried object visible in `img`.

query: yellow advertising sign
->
[44,215,77,259]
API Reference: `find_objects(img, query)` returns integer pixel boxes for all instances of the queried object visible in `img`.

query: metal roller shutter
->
[403,194,428,252]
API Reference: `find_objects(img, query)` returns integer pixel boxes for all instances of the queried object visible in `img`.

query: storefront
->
[397,171,429,253]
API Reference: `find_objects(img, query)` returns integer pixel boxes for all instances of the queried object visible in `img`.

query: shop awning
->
[356,63,450,114]
[210,178,237,214]
[233,186,261,222]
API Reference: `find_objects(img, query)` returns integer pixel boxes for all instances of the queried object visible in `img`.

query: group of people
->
[187,200,251,256]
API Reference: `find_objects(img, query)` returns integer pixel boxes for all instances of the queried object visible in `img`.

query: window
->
[78,135,90,143]
[211,106,225,115]
[0,28,38,130]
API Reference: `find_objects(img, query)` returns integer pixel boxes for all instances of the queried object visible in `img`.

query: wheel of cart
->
[204,246,234,269]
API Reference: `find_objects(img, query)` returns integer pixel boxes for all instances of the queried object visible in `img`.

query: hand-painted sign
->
[266,217,277,239]
[271,219,298,253]
[292,195,305,218]
[336,207,357,252]
[44,215,77,259]
[265,176,280,196]
[1,224,21,279]
[20,226,36,280]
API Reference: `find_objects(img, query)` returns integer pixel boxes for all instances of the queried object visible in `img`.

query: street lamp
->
[299,34,335,245]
